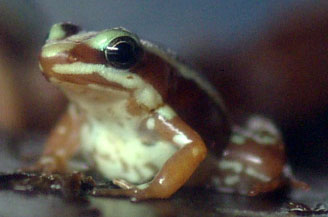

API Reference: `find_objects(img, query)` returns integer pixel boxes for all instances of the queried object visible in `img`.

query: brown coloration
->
[208,117,308,195]
[126,97,146,116]
[40,35,229,156]
[41,30,229,156]
[225,137,285,181]
[217,142,285,194]
[248,177,287,196]
[40,41,130,92]
[132,51,171,100]
[26,109,84,172]
[69,44,107,64]
[288,178,310,192]
[40,56,128,91]
[93,113,207,200]
[35,26,305,200]
[166,73,230,155]
[132,50,231,155]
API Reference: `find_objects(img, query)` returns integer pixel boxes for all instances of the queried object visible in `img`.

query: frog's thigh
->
[211,126,286,195]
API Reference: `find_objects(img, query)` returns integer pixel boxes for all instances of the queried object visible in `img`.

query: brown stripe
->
[131,49,231,155]
[69,43,107,64]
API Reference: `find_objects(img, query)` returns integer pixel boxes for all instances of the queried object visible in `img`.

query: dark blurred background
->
[0,0,327,173]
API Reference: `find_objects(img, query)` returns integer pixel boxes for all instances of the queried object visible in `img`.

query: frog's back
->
[134,41,231,154]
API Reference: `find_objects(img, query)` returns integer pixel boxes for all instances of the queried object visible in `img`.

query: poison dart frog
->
[34,23,308,200]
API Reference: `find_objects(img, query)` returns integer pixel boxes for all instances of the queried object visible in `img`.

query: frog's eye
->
[104,36,142,69]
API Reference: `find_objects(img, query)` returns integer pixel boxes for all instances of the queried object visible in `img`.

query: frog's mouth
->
[39,58,130,92]
[50,71,129,92]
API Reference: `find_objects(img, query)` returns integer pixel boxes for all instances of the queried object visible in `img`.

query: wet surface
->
[0,132,327,217]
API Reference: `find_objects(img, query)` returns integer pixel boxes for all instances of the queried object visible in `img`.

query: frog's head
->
[39,23,174,110]
[40,22,143,81]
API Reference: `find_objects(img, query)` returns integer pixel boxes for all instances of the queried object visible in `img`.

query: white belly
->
[80,119,177,184]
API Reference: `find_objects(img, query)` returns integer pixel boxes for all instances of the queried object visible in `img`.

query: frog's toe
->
[91,188,147,201]
[247,178,286,196]
[112,178,136,190]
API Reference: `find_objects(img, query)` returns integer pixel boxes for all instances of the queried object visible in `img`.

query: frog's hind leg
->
[209,116,309,196]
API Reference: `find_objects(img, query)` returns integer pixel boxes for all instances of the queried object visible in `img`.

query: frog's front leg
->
[24,106,83,173]
[92,106,207,200]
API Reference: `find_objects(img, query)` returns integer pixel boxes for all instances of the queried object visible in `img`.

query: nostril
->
[46,23,81,41]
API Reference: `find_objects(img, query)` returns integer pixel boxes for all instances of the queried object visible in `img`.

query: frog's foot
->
[247,176,310,196]
[288,177,310,191]
[112,178,137,190]
[91,188,146,201]
[92,178,152,201]
[247,178,286,196]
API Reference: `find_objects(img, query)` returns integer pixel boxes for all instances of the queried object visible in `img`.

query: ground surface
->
[0,132,327,217]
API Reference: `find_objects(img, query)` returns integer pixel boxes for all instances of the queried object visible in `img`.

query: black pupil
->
[111,42,134,63]
[105,37,140,69]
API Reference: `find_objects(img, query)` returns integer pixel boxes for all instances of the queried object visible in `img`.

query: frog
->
[34,23,308,201]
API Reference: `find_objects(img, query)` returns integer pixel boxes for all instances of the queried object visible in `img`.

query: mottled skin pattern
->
[32,23,308,200]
